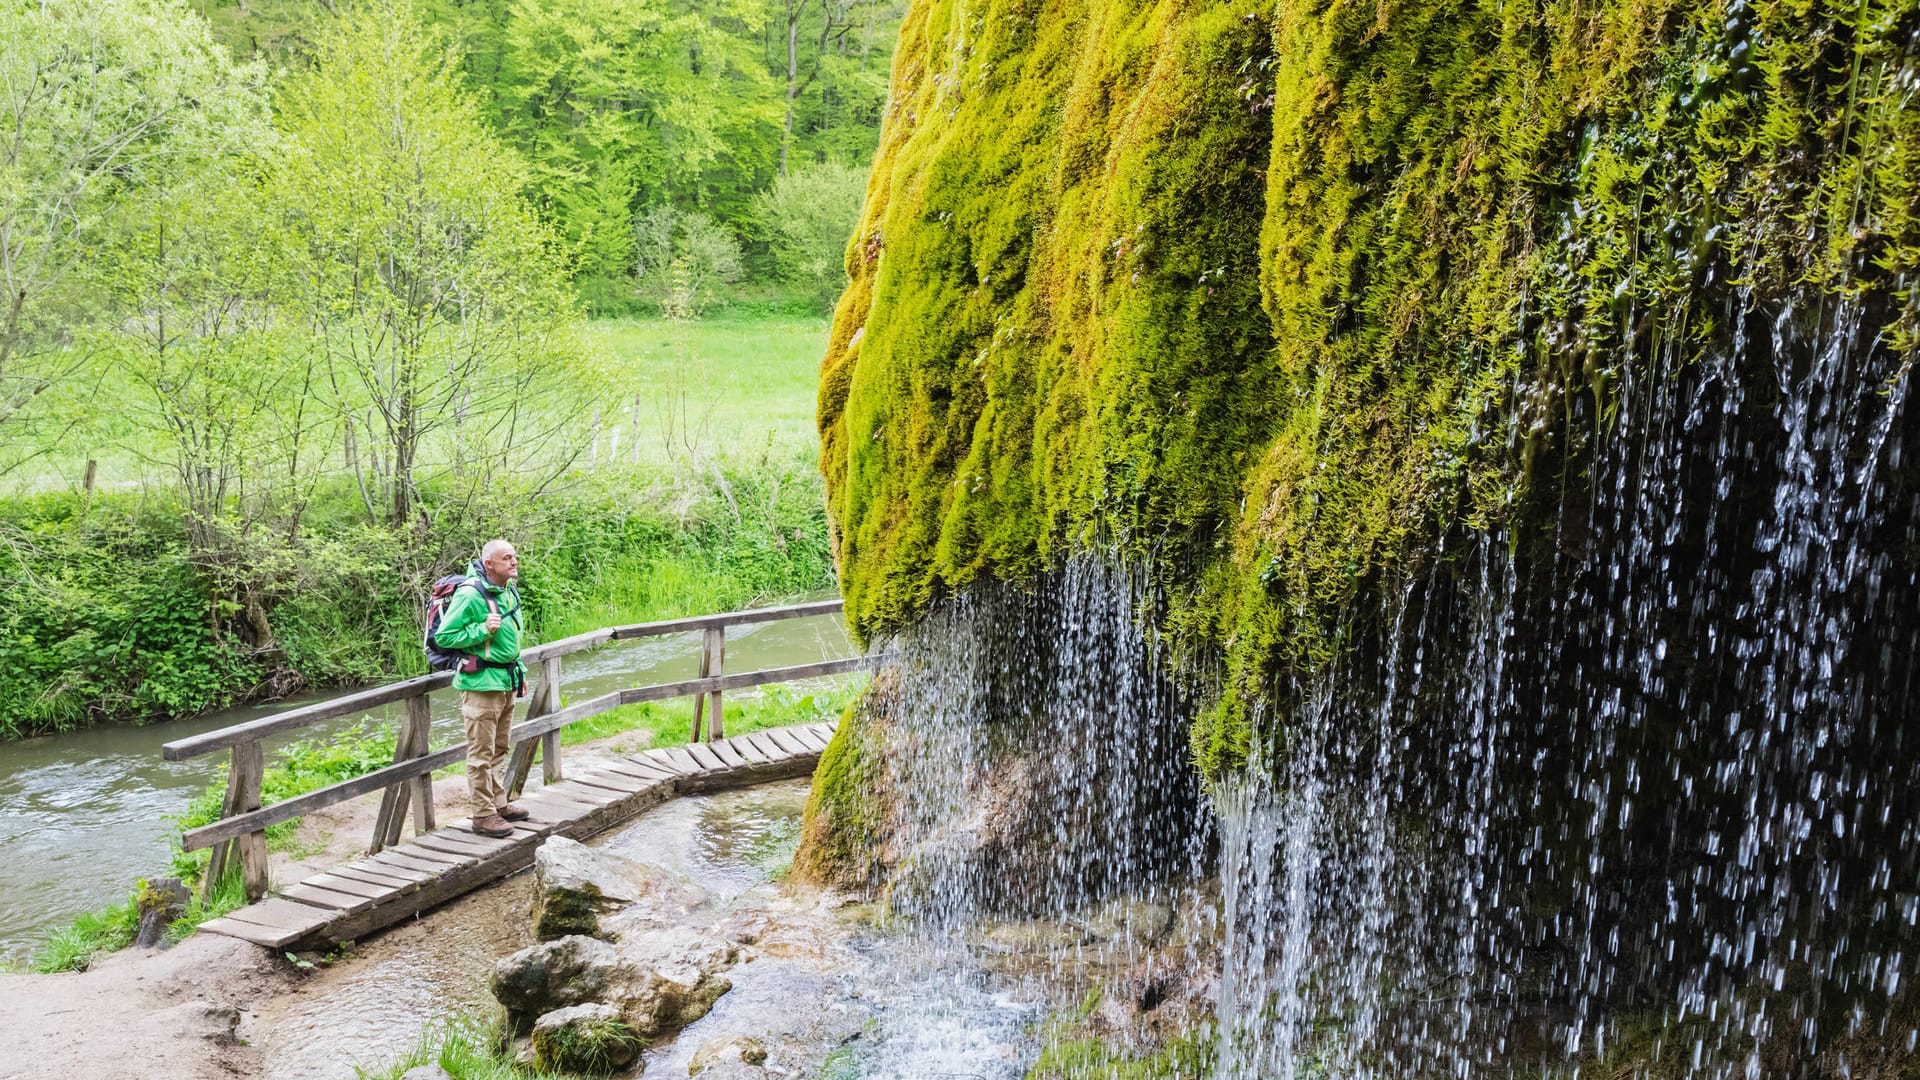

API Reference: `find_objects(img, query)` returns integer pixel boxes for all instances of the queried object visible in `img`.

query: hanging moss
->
[819,0,1920,775]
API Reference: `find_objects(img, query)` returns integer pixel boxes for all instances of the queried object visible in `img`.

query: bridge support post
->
[204,740,267,903]
[371,694,433,854]
[693,626,725,741]
[508,656,562,798]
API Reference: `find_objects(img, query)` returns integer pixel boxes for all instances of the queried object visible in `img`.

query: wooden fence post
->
[507,656,561,798]
[204,740,267,903]
[371,694,433,854]
[692,626,725,741]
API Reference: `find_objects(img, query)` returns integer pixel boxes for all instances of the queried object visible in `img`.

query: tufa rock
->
[399,1067,456,1080]
[492,935,633,1034]
[492,929,740,1040]
[689,1034,768,1074]
[616,928,739,1038]
[134,877,191,949]
[532,836,640,940]
[531,1002,646,1074]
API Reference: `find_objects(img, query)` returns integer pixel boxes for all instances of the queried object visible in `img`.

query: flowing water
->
[0,613,852,963]
[822,286,1919,1073]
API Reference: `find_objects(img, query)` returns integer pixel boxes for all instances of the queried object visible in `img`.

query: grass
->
[358,1014,565,1080]
[578,311,830,469]
[32,870,247,973]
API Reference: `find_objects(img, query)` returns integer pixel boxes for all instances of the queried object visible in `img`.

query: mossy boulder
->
[531,836,638,941]
[529,1003,645,1074]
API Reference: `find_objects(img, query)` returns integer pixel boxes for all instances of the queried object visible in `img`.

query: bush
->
[752,161,866,308]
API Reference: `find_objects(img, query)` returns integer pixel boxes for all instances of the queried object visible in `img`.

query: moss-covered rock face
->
[821,0,1920,772]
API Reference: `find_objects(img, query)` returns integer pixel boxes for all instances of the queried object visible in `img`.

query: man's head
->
[480,539,518,586]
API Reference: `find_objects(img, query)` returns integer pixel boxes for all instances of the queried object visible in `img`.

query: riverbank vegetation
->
[0,0,884,739]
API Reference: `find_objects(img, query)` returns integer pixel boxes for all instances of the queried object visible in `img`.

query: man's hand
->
[485,611,503,634]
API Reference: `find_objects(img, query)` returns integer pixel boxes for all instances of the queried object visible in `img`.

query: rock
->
[617,928,739,1038]
[1084,898,1174,945]
[493,935,634,1033]
[531,1002,647,1074]
[532,836,642,940]
[399,1066,456,1080]
[133,877,191,949]
[689,1034,768,1074]
[690,1065,768,1080]
[492,929,739,1040]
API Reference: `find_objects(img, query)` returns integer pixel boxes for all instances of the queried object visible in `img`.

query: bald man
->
[432,538,529,838]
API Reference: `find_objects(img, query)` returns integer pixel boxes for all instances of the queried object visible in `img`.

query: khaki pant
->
[461,689,516,818]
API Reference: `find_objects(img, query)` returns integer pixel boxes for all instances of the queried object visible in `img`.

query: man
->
[433,538,530,838]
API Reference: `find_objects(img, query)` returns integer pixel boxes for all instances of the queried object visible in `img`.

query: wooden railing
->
[162,599,868,902]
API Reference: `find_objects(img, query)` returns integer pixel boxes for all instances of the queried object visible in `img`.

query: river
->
[0,613,854,965]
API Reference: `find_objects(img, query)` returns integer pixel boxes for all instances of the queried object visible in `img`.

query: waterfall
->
[1212,287,1920,1074]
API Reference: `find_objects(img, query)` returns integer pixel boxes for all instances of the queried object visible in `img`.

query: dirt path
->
[0,933,289,1080]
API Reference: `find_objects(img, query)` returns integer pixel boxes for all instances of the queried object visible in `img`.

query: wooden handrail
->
[162,599,844,761]
[176,654,879,852]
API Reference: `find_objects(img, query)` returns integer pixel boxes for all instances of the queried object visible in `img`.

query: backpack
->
[423,575,496,672]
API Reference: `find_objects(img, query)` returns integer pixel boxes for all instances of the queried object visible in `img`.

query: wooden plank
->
[198,916,310,949]
[567,772,648,795]
[728,734,774,765]
[745,731,788,760]
[693,626,724,741]
[764,728,810,757]
[281,882,374,913]
[332,862,428,889]
[661,746,705,774]
[541,730,563,784]
[301,873,395,901]
[215,898,337,934]
[708,738,747,769]
[684,742,726,772]
[164,676,452,761]
[414,831,520,859]
[373,695,434,854]
[787,725,830,752]
[180,742,466,852]
[368,850,453,877]
[609,757,679,782]
[542,780,623,806]
[383,843,468,868]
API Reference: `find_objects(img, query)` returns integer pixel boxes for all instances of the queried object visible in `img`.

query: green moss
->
[794,693,885,888]
[532,882,606,941]
[820,0,1920,776]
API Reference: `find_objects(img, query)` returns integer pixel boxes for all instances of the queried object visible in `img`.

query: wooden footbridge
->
[160,600,870,951]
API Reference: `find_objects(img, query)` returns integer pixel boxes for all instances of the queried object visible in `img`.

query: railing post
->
[693,626,725,741]
[204,740,267,903]
[508,656,561,798]
[371,693,433,854]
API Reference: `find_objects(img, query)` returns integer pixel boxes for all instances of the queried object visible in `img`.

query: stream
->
[0,614,853,964]
[246,778,1049,1080]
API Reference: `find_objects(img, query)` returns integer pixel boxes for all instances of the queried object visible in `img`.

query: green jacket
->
[434,569,525,693]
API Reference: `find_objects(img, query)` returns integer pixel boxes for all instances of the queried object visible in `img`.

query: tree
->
[493,0,779,227]
[770,0,900,174]
[274,1,582,526]
[0,0,265,466]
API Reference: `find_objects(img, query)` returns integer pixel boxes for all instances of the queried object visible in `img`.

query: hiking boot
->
[471,814,514,838]
[499,804,530,822]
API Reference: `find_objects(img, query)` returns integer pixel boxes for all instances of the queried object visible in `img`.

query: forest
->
[0,0,898,735]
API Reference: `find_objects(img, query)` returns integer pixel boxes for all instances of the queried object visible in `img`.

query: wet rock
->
[399,1066,455,1080]
[688,1034,767,1074]
[134,877,191,949]
[690,1064,768,1080]
[532,837,641,940]
[618,928,739,1038]
[492,929,739,1040]
[1085,898,1174,945]
[493,935,634,1033]
[531,1002,646,1074]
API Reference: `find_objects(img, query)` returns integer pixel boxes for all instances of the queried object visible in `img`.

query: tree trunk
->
[782,0,805,175]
